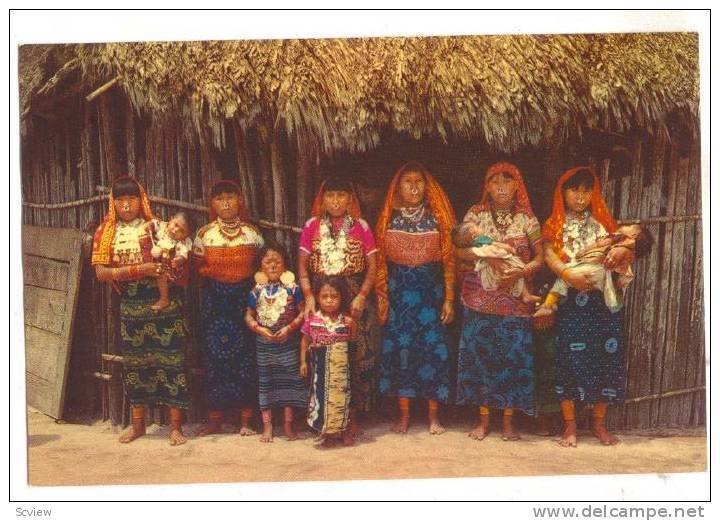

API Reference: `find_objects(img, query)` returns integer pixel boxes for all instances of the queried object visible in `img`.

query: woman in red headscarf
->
[455,162,544,441]
[92,177,190,445]
[298,176,377,442]
[375,161,457,435]
[543,167,635,448]
[193,180,265,437]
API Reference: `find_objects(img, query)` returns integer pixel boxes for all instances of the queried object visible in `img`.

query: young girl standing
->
[300,276,356,447]
[245,244,307,442]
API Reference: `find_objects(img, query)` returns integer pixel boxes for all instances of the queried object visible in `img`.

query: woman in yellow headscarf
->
[92,176,190,446]
[375,161,457,434]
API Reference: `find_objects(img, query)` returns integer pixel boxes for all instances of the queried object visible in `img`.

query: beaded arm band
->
[112,265,141,281]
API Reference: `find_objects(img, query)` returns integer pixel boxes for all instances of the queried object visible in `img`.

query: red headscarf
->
[310,179,363,220]
[542,166,618,261]
[475,161,534,216]
[374,162,457,324]
[91,176,154,266]
[208,179,251,222]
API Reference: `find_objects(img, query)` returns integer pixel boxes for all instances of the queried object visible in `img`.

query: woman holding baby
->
[454,162,544,441]
[543,167,638,448]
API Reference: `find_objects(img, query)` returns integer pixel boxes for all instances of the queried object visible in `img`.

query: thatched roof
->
[19,33,699,154]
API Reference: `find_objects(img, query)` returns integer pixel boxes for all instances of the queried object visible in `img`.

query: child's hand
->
[273,326,290,343]
[562,270,594,292]
[171,256,186,268]
[299,362,308,378]
[257,326,274,340]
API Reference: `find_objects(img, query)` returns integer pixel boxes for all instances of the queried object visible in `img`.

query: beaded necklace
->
[217,217,243,241]
[399,203,425,223]
[318,214,353,275]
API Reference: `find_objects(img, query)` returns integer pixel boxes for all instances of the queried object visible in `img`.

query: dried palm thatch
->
[19,33,699,154]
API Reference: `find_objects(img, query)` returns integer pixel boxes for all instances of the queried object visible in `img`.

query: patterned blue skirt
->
[201,278,257,410]
[456,308,534,414]
[555,289,625,404]
[256,331,307,410]
[378,262,451,403]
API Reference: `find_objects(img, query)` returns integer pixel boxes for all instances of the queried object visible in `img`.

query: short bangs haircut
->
[562,169,595,191]
[111,177,141,198]
[210,180,242,199]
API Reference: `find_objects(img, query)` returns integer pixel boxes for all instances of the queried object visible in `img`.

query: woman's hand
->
[139,262,162,278]
[440,300,455,325]
[563,270,594,292]
[350,294,367,320]
[304,295,316,319]
[604,246,635,270]
[299,361,308,378]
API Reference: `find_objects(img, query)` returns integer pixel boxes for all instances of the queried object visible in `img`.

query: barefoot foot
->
[284,421,298,441]
[502,416,521,441]
[592,424,620,445]
[468,424,489,441]
[523,293,542,305]
[429,421,446,435]
[238,425,257,436]
[342,429,355,447]
[169,428,187,446]
[195,422,222,437]
[260,423,273,443]
[558,421,577,448]
[391,415,410,434]
[119,427,145,444]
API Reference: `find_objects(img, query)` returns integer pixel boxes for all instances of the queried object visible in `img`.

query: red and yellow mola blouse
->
[193,220,264,283]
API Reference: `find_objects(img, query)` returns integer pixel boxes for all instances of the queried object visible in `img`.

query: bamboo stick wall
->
[21,90,705,430]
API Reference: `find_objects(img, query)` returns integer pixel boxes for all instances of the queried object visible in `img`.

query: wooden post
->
[257,123,274,220]
[126,101,136,178]
[232,121,258,219]
[296,142,311,226]
[269,127,289,248]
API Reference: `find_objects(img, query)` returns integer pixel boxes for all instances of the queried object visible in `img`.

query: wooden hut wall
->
[21,91,705,430]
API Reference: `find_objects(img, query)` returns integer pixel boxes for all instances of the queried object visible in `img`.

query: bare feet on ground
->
[118,427,145,444]
[429,421,446,435]
[284,421,298,441]
[468,416,490,441]
[195,421,222,437]
[501,416,521,441]
[558,421,578,448]
[391,415,410,434]
[592,422,620,446]
[238,425,257,436]
[169,429,187,446]
[260,423,273,443]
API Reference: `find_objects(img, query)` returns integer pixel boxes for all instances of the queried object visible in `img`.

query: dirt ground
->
[26,407,706,487]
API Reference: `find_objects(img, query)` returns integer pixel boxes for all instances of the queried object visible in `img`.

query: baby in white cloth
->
[148,212,193,311]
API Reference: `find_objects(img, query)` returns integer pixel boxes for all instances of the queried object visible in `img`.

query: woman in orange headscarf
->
[193,180,265,437]
[92,176,190,446]
[298,176,378,442]
[543,167,635,448]
[455,162,544,442]
[375,161,457,435]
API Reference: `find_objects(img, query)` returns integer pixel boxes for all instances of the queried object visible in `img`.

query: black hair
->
[396,160,430,179]
[633,227,654,259]
[171,211,196,235]
[254,241,289,273]
[323,176,353,193]
[210,180,242,199]
[111,177,141,198]
[312,275,348,313]
[561,169,595,192]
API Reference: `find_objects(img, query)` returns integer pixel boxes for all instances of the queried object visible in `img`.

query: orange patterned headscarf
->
[91,176,154,266]
[310,178,362,220]
[207,179,250,222]
[542,166,618,261]
[476,161,534,217]
[374,162,457,324]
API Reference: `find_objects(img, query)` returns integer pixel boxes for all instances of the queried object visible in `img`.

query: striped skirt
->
[256,332,308,410]
[307,342,351,435]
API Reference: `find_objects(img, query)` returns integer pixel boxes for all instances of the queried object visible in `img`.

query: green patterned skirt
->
[119,278,189,408]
